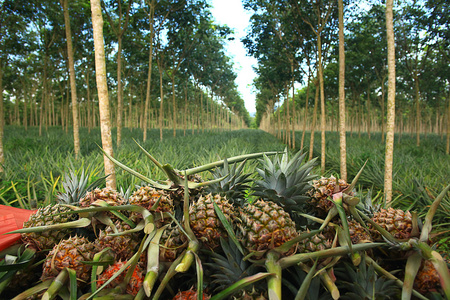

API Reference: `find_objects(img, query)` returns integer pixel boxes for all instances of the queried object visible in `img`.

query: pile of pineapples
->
[1,146,449,300]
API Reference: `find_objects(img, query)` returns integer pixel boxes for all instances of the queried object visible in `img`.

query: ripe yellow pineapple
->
[41,235,96,284]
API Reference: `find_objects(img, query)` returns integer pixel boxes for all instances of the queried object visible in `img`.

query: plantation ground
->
[1,126,449,249]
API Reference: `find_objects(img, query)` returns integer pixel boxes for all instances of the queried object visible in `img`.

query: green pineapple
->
[21,170,98,251]
[189,193,236,250]
[159,223,188,262]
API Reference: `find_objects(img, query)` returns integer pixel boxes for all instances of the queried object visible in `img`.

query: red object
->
[0,205,37,252]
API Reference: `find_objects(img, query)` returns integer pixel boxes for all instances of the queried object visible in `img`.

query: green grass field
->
[1,126,449,243]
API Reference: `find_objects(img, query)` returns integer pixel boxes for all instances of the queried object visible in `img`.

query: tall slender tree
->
[338,0,347,181]
[384,0,396,204]
[91,0,117,189]
[61,0,80,158]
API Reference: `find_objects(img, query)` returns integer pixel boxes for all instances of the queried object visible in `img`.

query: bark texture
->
[384,0,396,204]
[62,0,80,158]
[91,0,117,189]
[338,0,347,181]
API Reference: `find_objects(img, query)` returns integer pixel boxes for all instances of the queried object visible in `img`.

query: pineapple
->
[159,224,188,262]
[298,231,333,254]
[307,175,350,217]
[21,204,78,251]
[369,207,413,241]
[236,199,298,257]
[94,219,140,261]
[79,187,125,208]
[172,287,210,300]
[413,259,442,295]
[129,185,174,227]
[20,170,97,251]
[252,150,316,225]
[189,193,236,250]
[41,235,96,284]
[347,220,372,244]
[96,261,144,296]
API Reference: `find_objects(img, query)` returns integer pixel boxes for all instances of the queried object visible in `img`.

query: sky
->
[209,0,258,115]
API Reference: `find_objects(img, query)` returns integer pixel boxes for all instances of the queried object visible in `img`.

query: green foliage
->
[0,126,285,207]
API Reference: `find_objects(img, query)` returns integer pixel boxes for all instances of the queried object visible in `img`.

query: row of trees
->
[243,0,449,201]
[246,0,449,147]
[0,0,251,174]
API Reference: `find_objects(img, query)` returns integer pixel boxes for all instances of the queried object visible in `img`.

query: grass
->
[1,126,286,207]
[1,126,449,232]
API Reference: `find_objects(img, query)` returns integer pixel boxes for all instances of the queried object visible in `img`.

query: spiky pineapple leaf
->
[253,150,317,214]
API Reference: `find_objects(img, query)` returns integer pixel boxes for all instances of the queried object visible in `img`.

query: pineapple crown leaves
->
[204,238,263,294]
[206,158,252,205]
[252,149,317,212]
[336,254,400,300]
[57,169,107,205]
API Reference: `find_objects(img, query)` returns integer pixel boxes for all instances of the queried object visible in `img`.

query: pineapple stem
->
[42,268,69,300]
[183,151,281,175]
[143,225,168,296]
[265,251,282,300]
[279,243,385,269]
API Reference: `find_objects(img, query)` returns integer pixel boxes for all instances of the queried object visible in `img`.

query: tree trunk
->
[309,80,319,161]
[62,0,80,158]
[414,74,420,146]
[172,75,176,137]
[143,0,155,142]
[116,37,123,146]
[158,64,164,141]
[91,0,117,190]
[301,71,311,151]
[380,76,386,143]
[318,33,326,173]
[384,0,396,204]
[338,0,347,181]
